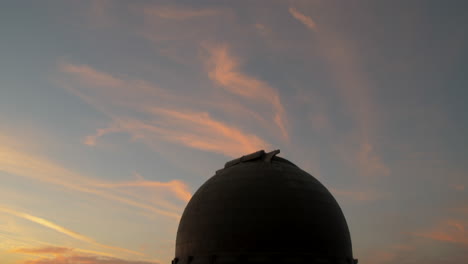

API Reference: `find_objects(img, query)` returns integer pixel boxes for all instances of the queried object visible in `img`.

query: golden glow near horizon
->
[1,1,467,264]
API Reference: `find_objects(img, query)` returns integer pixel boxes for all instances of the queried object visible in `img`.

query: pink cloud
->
[59,62,271,157]
[13,246,71,255]
[0,142,184,219]
[205,45,289,140]
[13,246,158,264]
[450,184,465,191]
[309,113,331,131]
[289,7,318,32]
[414,219,468,246]
[60,63,124,88]
[23,255,158,264]
[143,6,221,20]
[356,142,390,177]
[93,179,191,202]
[148,107,270,156]
[0,207,142,256]
[305,21,390,178]
[361,243,415,264]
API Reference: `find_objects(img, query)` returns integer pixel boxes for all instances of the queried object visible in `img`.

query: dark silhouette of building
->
[173,150,357,264]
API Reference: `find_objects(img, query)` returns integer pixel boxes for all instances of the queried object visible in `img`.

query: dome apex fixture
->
[174,150,357,264]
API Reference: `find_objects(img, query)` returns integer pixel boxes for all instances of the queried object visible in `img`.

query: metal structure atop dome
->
[173,150,357,264]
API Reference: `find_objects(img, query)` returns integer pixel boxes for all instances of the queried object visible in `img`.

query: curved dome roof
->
[174,150,356,264]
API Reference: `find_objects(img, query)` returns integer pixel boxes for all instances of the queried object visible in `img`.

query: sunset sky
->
[1,1,467,264]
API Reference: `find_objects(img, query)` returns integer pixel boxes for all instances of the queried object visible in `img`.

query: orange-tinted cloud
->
[356,142,390,177]
[84,110,269,158]
[333,141,389,178]
[0,142,183,219]
[414,219,468,246]
[13,246,158,264]
[144,6,221,20]
[450,184,465,191]
[309,113,330,132]
[93,179,191,202]
[12,246,71,255]
[60,63,124,88]
[84,125,124,146]
[22,255,158,264]
[0,207,141,256]
[148,107,270,156]
[254,23,271,36]
[361,243,415,264]
[205,45,289,140]
[88,0,113,27]
[289,7,318,32]
[290,7,389,178]
[59,62,271,157]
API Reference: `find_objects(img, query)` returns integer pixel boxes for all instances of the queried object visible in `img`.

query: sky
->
[0,0,467,263]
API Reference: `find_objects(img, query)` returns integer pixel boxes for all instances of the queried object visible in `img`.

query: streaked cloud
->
[13,246,158,264]
[11,245,117,259]
[88,0,113,27]
[92,178,191,202]
[83,110,269,158]
[60,63,124,88]
[356,142,390,177]
[254,23,271,36]
[22,255,158,264]
[289,7,318,32]
[0,141,184,219]
[450,184,465,191]
[0,207,141,255]
[299,11,389,178]
[309,113,331,132]
[12,246,71,255]
[330,188,385,202]
[144,6,221,20]
[414,219,468,246]
[333,141,390,178]
[147,107,270,156]
[205,45,289,140]
[59,62,271,157]
[363,244,414,264]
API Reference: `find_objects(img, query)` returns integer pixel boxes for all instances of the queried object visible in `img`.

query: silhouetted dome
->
[174,150,356,264]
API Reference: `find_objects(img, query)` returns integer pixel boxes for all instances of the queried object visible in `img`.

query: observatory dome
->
[174,150,356,264]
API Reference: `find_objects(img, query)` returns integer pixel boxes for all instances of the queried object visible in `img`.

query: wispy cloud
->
[356,142,390,177]
[13,246,159,264]
[414,219,468,246]
[363,243,415,264]
[144,6,221,20]
[22,255,158,264]
[147,107,269,156]
[450,184,465,191]
[11,245,116,259]
[13,246,71,255]
[93,178,191,202]
[288,6,389,178]
[88,0,113,27]
[205,44,289,140]
[289,7,318,32]
[0,207,141,255]
[324,37,389,177]
[254,23,271,36]
[0,141,184,219]
[60,62,124,88]
[59,62,271,157]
